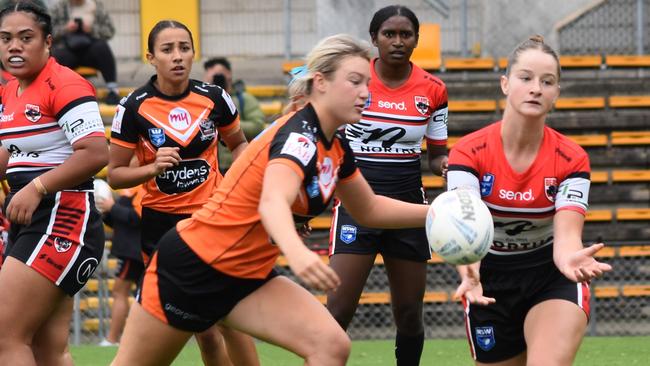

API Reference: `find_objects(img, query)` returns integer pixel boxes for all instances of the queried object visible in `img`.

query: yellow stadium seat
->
[282,60,305,74]
[497,57,508,70]
[611,131,650,145]
[594,286,619,298]
[612,170,650,182]
[605,54,650,68]
[75,66,98,77]
[559,55,602,68]
[616,208,650,221]
[444,57,495,71]
[448,100,497,113]
[422,175,444,189]
[96,87,134,100]
[585,210,613,222]
[622,285,650,297]
[246,85,287,98]
[609,95,650,108]
[619,246,650,257]
[411,23,442,71]
[566,134,608,147]
[590,171,608,183]
[99,103,117,118]
[554,97,606,110]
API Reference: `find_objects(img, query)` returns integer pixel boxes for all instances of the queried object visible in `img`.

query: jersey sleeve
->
[267,128,317,180]
[555,150,591,215]
[110,94,140,149]
[424,84,448,146]
[53,79,105,145]
[337,135,360,182]
[212,87,241,135]
[446,140,481,194]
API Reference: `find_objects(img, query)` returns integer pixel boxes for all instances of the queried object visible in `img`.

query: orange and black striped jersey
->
[110,76,240,214]
[447,121,591,270]
[177,104,360,279]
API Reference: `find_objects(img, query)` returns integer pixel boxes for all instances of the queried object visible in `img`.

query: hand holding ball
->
[426,189,494,265]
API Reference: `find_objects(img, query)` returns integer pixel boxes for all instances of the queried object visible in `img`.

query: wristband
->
[32,177,48,195]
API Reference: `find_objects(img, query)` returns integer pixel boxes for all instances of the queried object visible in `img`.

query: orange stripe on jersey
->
[110,138,136,149]
[216,115,241,136]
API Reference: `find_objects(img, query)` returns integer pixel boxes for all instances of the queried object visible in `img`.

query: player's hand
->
[149,147,181,177]
[287,247,340,291]
[440,156,449,180]
[453,265,495,306]
[558,243,613,282]
[6,182,44,225]
[95,195,115,213]
[297,223,312,238]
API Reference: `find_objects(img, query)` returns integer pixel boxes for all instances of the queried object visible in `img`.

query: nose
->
[529,79,542,95]
[7,37,21,52]
[359,83,369,101]
[171,47,182,61]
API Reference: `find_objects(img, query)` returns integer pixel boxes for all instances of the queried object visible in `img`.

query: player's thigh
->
[0,257,67,340]
[327,253,376,310]
[384,256,427,305]
[112,303,193,366]
[32,296,73,359]
[524,299,587,365]
[225,276,349,359]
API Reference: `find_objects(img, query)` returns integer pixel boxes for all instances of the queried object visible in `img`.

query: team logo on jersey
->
[24,104,42,123]
[199,119,215,141]
[480,173,495,197]
[364,92,372,109]
[76,258,99,285]
[475,326,496,351]
[306,176,320,198]
[544,177,558,202]
[414,96,430,115]
[281,132,317,166]
[168,107,192,130]
[148,128,166,147]
[340,225,357,244]
[156,159,210,194]
[317,157,337,200]
[54,237,72,253]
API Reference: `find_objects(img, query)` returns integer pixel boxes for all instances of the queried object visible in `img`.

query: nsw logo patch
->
[340,225,357,244]
[480,173,495,197]
[148,128,166,147]
[475,326,496,351]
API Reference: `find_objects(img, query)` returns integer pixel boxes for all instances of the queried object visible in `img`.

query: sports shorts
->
[140,207,190,261]
[115,257,145,282]
[5,191,105,296]
[463,261,591,362]
[139,228,278,332]
[329,188,431,262]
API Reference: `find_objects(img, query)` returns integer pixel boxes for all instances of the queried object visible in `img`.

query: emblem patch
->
[475,326,496,351]
[54,237,72,253]
[480,173,495,197]
[414,96,430,115]
[148,128,166,147]
[281,132,317,166]
[340,225,357,244]
[199,119,215,141]
[544,177,558,202]
[25,104,42,123]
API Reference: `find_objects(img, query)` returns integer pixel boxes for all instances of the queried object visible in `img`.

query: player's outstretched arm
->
[336,174,428,229]
[259,163,340,292]
[553,209,613,282]
[107,144,180,189]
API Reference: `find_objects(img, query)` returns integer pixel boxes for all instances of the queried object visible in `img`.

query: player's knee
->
[392,303,423,332]
[320,328,351,362]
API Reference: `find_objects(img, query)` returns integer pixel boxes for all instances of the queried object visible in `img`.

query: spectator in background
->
[50,0,121,104]
[203,57,266,171]
[95,184,145,347]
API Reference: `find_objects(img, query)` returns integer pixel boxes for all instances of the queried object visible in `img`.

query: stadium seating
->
[605,54,650,68]
[410,23,442,71]
[443,57,495,71]
[559,55,603,69]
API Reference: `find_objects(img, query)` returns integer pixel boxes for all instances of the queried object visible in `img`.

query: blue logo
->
[340,225,357,244]
[364,92,372,110]
[480,173,495,197]
[148,128,165,147]
[306,176,320,198]
[475,326,496,351]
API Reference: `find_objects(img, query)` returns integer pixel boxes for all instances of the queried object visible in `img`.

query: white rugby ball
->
[425,189,494,265]
[93,178,113,202]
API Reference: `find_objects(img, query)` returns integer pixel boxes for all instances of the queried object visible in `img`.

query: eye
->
[382,30,395,38]
[400,31,413,39]
[20,35,31,42]
[0,35,9,43]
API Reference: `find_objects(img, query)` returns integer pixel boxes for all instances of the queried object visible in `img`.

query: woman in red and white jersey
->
[447,36,612,365]
[327,6,448,365]
[0,3,108,364]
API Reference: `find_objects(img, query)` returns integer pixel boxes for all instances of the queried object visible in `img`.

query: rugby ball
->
[93,178,113,202]
[425,189,494,265]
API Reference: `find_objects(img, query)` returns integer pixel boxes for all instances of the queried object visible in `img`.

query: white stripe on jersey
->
[556,177,590,212]
[361,110,429,122]
[0,121,59,134]
[485,201,555,214]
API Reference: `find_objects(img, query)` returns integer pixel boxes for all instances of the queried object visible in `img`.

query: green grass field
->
[70,336,650,365]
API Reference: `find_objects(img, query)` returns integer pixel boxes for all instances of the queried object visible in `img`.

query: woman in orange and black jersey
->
[107,20,257,366]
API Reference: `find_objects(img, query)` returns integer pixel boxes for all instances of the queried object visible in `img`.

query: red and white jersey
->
[346,59,447,164]
[447,122,591,269]
[0,58,104,189]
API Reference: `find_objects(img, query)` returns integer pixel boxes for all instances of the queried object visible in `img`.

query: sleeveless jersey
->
[177,104,359,279]
[447,122,591,270]
[0,57,105,191]
[345,59,448,194]
[110,76,240,214]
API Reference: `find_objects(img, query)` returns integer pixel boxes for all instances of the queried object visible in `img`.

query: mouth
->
[389,51,406,58]
[6,56,25,67]
[524,100,542,106]
[171,66,185,73]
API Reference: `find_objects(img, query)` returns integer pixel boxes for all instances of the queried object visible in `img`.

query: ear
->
[44,34,52,50]
[371,33,378,47]
[312,72,327,94]
[499,74,509,96]
[146,52,156,67]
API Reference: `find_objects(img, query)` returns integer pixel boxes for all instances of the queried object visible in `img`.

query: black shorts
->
[329,188,431,262]
[115,257,145,282]
[139,229,278,333]
[463,261,591,363]
[140,207,190,260]
[5,191,105,296]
